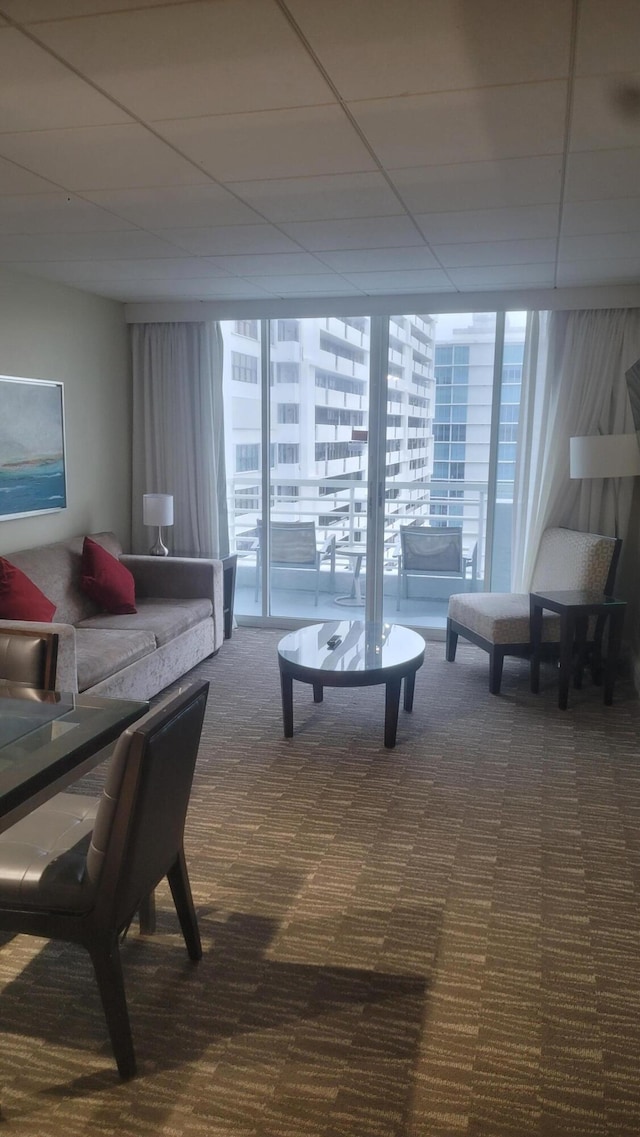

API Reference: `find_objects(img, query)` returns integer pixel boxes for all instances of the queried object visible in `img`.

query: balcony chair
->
[396,525,468,609]
[0,679,209,1079]
[255,520,336,604]
[446,527,621,694]
[0,628,59,690]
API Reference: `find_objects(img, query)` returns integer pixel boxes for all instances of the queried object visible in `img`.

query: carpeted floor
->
[1,628,640,1136]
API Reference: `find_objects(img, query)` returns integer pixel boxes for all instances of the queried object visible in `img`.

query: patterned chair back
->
[531,528,620,594]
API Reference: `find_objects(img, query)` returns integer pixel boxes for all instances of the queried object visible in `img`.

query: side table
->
[222,554,237,640]
[529,589,626,710]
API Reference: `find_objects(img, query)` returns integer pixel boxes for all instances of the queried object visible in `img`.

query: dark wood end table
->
[529,589,626,710]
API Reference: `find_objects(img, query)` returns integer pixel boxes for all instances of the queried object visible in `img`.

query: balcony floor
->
[234,583,450,630]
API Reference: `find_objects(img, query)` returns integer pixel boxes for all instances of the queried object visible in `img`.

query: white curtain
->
[131,321,228,558]
[512,308,640,590]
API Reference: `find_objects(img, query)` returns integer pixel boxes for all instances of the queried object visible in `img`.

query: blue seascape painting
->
[0,377,67,519]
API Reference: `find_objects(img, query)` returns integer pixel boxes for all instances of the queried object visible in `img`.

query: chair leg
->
[138,892,156,935]
[88,934,136,1079]
[488,647,504,695]
[167,847,202,962]
[445,619,458,662]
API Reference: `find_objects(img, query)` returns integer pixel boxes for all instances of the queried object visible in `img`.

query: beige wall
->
[0,267,131,557]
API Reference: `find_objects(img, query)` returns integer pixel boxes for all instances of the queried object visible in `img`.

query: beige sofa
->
[0,532,224,700]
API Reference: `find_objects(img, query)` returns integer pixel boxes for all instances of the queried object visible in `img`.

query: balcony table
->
[0,684,147,834]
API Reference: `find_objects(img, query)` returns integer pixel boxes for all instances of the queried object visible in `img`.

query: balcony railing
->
[229,475,513,623]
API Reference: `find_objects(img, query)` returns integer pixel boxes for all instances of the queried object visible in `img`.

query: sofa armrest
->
[0,620,78,693]
[121,556,224,648]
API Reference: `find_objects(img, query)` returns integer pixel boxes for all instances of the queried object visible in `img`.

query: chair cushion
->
[76,597,213,648]
[0,793,97,910]
[449,592,561,645]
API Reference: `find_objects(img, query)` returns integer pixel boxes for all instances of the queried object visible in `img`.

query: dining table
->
[0,683,148,834]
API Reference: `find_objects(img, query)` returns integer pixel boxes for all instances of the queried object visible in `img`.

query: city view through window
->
[222,312,526,627]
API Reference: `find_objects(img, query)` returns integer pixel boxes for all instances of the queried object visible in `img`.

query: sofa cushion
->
[0,558,56,621]
[75,627,156,692]
[76,597,213,648]
[80,536,136,615]
[6,532,123,626]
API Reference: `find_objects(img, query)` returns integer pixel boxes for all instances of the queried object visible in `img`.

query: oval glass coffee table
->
[277,620,425,749]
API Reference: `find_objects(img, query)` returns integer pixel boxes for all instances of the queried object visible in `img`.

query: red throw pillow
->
[81,536,137,615]
[0,558,56,621]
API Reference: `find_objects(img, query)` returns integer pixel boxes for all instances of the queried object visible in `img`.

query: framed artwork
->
[0,375,67,520]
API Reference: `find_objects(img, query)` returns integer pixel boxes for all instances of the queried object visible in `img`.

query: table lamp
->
[143,493,174,556]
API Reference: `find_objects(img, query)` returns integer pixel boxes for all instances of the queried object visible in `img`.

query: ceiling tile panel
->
[342,268,455,292]
[447,263,555,288]
[209,252,332,276]
[280,216,424,251]
[315,247,440,272]
[0,1,190,18]
[156,106,376,182]
[288,0,572,101]
[0,124,206,190]
[82,184,263,229]
[225,172,402,223]
[390,156,562,213]
[351,83,568,170]
[564,148,640,201]
[6,257,233,283]
[0,229,186,261]
[570,74,640,152]
[560,232,640,259]
[561,199,640,237]
[0,157,61,195]
[416,204,559,244]
[556,257,640,285]
[32,0,334,120]
[158,224,301,256]
[576,0,640,76]
[433,238,557,268]
[247,274,362,295]
[0,28,131,131]
[0,193,138,233]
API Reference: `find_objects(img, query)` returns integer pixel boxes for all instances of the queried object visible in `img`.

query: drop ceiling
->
[0,0,638,306]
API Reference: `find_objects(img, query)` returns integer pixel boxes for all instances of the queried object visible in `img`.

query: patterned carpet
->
[1,627,640,1136]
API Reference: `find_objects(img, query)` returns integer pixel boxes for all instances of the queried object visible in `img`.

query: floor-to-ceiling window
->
[221,310,525,630]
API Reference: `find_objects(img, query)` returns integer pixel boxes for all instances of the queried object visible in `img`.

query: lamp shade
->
[143,493,174,527]
[569,434,640,479]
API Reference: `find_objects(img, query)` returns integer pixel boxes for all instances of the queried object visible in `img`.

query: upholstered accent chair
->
[446,528,622,694]
[396,525,466,609]
[255,520,336,604]
[0,628,59,690]
[0,680,209,1079]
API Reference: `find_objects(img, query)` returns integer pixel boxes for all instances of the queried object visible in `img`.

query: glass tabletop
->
[277,621,425,674]
[0,684,147,829]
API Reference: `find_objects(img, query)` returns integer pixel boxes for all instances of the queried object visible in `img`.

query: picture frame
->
[0,375,67,520]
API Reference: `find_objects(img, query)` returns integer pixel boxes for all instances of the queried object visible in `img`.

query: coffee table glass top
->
[277,620,425,674]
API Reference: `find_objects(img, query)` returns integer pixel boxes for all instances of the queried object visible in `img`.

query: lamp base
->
[149,527,169,556]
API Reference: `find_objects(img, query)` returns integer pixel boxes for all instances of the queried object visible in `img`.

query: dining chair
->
[0,628,59,690]
[0,679,209,1079]
[254,519,336,604]
[446,527,622,694]
[396,525,465,609]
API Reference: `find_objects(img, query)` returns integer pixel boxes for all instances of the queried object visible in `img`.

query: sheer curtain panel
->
[131,322,228,559]
[512,308,640,590]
